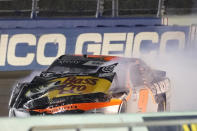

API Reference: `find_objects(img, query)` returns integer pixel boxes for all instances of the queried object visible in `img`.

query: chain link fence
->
[0,0,157,18]
[0,0,196,18]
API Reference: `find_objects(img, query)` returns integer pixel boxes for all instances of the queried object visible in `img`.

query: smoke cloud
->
[142,51,197,112]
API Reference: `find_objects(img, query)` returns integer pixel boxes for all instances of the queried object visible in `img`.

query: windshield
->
[47,65,98,74]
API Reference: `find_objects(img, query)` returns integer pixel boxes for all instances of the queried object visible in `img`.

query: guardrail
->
[29,119,197,131]
[0,112,197,131]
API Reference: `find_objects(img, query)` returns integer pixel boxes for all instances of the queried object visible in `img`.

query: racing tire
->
[157,93,167,112]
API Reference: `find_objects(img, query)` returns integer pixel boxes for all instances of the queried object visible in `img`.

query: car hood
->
[26,73,116,101]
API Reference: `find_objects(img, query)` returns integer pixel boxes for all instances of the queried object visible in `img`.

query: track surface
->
[0,71,31,116]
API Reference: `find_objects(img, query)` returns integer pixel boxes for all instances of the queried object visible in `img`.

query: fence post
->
[31,0,39,19]
[112,0,118,17]
[157,0,167,17]
[189,24,197,50]
[96,0,104,18]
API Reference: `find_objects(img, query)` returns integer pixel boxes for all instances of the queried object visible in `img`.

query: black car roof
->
[58,54,141,63]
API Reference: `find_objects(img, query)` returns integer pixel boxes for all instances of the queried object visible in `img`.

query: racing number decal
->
[138,89,149,112]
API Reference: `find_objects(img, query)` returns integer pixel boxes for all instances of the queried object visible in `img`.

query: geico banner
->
[0,26,189,70]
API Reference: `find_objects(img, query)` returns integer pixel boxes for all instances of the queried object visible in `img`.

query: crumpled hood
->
[44,75,115,100]
[24,73,116,109]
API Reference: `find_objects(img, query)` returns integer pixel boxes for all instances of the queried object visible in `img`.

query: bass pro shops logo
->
[47,76,112,98]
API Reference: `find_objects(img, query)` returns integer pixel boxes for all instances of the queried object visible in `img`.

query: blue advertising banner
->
[0,25,189,71]
[0,17,161,29]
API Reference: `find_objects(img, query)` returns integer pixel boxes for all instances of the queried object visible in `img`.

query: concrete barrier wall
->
[0,112,197,131]
[167,15,197,25]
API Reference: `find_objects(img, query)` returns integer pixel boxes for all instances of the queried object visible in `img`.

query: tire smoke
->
[142,52,197,111]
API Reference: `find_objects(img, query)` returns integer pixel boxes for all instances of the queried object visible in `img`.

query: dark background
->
[0,71,31,116]
[0,0,196,18]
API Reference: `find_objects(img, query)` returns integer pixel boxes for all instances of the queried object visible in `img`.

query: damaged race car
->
[9,55,170,117]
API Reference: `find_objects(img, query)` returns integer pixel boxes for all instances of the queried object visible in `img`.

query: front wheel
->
[156,93,167,112]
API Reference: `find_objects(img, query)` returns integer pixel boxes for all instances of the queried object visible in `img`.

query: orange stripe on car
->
[87,55,117,61]
[138,89,149,113]
[30,99,122,114]
[73,54,117,61]
[103,56,117,61]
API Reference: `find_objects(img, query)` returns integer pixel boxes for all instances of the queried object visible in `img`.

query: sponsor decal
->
[46,76,112,99]
[101,63,117,73]
[150,79,170,95]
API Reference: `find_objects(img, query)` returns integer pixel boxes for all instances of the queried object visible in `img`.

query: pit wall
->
[0,112,197,131]
[167,15,197,26]
[0,18,195,71]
